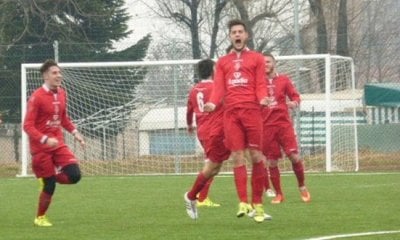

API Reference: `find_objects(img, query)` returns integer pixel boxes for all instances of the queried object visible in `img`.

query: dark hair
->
[228,19,247,32]
[197,59,215,80]
[263,52,276,61]
[40,59,59,74]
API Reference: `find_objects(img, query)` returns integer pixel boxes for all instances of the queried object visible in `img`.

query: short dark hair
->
[40,59,59,74]
[197,59,215,81]
[228,19,247,32]
[263,52,276,61]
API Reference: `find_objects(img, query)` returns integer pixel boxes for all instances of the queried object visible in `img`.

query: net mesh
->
[21,55,359,176]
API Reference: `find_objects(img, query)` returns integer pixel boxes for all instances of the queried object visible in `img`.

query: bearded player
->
[203,19,271,223]
[261,53,311,204]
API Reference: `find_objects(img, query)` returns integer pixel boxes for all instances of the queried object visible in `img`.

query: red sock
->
[264,167,270,190]
[251,161,266,204]
[187,172,208,200]
[198,177,213,202]
[56,172,71,184]
[292,161,305,187]
[233,165,248,203]
[269,166,282,195]
[37,192,52,217]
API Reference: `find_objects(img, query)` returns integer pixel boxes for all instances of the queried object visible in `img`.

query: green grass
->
[0,173,400,240]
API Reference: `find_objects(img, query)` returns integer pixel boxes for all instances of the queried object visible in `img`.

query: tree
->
[231,0,276,50]
[209,0,229,58]
[151,0,231,59]
[335,0,349,91]
[150,0,295,58]
[308,0,328,91]
[308,0,328,54]
[0,0,151,123]
[336,0,348,57]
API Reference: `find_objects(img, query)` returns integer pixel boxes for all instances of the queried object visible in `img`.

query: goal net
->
[20,55,359,176]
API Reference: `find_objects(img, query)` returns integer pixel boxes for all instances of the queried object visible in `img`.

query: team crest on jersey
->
[234,72,241,79]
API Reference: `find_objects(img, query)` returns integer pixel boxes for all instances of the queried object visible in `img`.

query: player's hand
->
[187,125,195,135]
[203,102,216,112]
[73,132,86,147]
[46,137,59,147]
[287,101,298,109]
[260,97,274,106]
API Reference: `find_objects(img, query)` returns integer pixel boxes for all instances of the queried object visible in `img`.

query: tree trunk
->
[232,0,255,49]
[309,0,328,54]
[336,0,349,56]
[309,0,328,91]
[209,0,228,58]
[336,0,349,90]
[190,1,201,59]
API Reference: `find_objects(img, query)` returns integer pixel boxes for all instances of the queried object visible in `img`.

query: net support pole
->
[350,59,359,171]
[325,55,332,172]
[19,65,29,177]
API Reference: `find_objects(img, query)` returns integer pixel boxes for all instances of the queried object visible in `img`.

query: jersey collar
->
[42,84,59,93]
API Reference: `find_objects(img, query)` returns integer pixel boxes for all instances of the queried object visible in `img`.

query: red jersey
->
[209,49,267,110]
[23,85,76,154]
[262,74,300,126]
[186,80,223,140]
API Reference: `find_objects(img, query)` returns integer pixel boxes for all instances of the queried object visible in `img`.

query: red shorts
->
[224,108,263,151]
[201,119,230,163]
[31,145,78,178]
[262,123,299,160]
[206,134,230,163]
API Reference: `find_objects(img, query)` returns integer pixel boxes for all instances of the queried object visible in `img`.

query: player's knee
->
[42,176,56,195]
[63,164,81,184]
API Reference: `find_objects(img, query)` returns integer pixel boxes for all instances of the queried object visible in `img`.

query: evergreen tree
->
[0,0,151,123]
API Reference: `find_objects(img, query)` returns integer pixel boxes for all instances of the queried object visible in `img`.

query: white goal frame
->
[20,54,359,177]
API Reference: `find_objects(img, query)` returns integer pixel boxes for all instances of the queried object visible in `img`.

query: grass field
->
[0,173,399,240]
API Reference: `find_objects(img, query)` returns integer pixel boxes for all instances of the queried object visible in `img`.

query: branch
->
[250,12,276,26]
[172,12,191,27]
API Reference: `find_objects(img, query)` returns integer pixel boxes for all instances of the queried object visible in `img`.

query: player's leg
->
[32,152,56,227]
[263,161,275,197]
[197,155,219,207]
[243,108,268,223]
[198,125,231,209]
[281,124,311,203]
[262,126,277,198]
[268,159,284,204]
[288,153,311,202]
[54,146,81,184]
[264,126,284,204]
[57,164,81,184]
[185,161,222,219]
[196,139,213,204]
[224,109,252,216]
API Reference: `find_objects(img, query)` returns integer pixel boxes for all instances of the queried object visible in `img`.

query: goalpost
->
[20,54,359,177]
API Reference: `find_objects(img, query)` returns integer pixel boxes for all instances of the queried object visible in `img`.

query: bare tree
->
[308,0,328,54]
[209,0,228,58]
[336,0,349,57]
[231,0,277,50]
[148,0,295,58]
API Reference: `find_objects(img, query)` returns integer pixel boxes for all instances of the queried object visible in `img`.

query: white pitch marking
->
[304,230,400,240]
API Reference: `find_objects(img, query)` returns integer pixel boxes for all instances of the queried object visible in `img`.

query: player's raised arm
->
[205,60,225,112]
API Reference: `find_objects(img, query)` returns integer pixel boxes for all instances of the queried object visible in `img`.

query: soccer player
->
[261,53,311,204]
[184,59,231,219]
[203,19,270,223]
[23,59,85,227]
[186,59,220,208]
